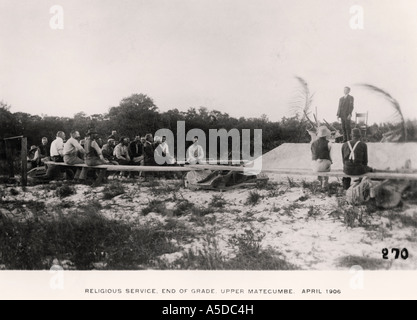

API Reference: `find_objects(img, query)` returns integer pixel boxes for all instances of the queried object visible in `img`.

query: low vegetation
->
[338,255,389,270]
[142,200,168,216]
[0,205,193,270]
[56,184,76,199]
[169,229,296,270]
[209,194,228,209]
[102,182,125,200]
[387,212,417,229]
[246,191,263,206]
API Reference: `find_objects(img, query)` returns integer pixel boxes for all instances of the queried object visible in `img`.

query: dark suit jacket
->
[143,141,155,165]
[337,95,354,119]
[129,141,143,158]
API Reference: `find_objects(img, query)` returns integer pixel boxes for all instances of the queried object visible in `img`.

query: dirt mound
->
[252,143,417,172]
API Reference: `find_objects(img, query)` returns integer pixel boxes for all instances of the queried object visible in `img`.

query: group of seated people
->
[28,127,372,187]
[28,129,207,180]
[311,126,374,190]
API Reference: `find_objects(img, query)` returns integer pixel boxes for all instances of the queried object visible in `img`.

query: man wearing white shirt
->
[63,131,85,165]
[113,137,132,165]
[50,131,66,162]
[44,131,66,179]
[63,130,87,181]
[187,136,205,165]
[156,136,176,165]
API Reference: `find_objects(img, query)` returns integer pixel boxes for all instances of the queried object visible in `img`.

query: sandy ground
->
[1,173,416,271]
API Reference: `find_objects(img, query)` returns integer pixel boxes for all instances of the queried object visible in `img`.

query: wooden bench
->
[43,161,417,187]
[44,161,193,186]
[44,161,191,171]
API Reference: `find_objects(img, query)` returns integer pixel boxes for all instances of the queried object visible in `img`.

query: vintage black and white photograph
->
[1,0,417,278]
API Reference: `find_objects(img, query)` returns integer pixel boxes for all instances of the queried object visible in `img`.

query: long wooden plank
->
[3,135,24,141]
[43,161,417,180]
[187,164,252,172]
[44,161,191,172]
[106,166,191,172]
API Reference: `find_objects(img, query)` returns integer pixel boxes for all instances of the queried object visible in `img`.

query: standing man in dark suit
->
[337,86,354,142]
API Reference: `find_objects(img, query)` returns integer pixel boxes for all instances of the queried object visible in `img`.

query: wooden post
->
[4,140,15,178]
[21,137,27,187]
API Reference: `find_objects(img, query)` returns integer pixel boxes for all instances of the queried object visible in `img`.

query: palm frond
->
[290,76,315,124]
[357,83,407,141]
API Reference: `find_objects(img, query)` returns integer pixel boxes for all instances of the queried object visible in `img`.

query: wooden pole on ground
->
[21,137,28,187]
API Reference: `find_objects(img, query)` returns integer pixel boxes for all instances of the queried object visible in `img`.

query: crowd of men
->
[27,86,373,187]
[27,129,206,180]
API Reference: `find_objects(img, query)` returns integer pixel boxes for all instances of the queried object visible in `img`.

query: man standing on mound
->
[337,86,354,143]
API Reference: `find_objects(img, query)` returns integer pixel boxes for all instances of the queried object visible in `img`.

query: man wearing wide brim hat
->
[311,126,333,189]
[27,145,41,169]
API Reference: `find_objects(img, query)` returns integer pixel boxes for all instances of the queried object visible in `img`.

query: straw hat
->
[317,126,331,138]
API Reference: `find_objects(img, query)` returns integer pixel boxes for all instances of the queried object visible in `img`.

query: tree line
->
[1,93,416,160]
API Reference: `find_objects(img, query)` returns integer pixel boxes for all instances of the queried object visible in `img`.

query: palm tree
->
[358,84,407,142]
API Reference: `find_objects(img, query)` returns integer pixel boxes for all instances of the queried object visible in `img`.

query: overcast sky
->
[1,0,417,124]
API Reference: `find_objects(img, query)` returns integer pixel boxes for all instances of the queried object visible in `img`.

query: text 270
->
[382,248,409,260]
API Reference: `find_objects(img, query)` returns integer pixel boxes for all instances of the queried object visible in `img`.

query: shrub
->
[173,200,215,217]
[172,229,297,270]
[281,203,302,216]
[229,229,265,257]
[297,195,309,202]
[307,205,320,219]
[58,201,75,209]
[301,180,321,194]
[9,188,19,196]
[173,200,195,216]
[387,213,417,228]
[246,191,262,206]
[343,206,358,228]
[56,184,76,199]
[327,181,343,197]
[271,204,280,213]
[209,195,228,209]
[142,200,167,216]
[287,177,299,188]
[194,206,216,216]
[0,200,47,214]
[103,182,125,200]
[149,181,183,197]
[338,255,389,270]
[255,179,270,189]
[402,182,417,204]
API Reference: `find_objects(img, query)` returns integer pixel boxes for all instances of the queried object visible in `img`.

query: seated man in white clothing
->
[155,136,176,165]
[187,136,205,165]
